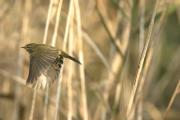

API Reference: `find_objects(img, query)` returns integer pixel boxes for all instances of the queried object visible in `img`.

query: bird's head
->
[22,43,37,53]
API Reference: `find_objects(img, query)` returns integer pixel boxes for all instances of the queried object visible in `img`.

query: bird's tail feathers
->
[60,51,81,64]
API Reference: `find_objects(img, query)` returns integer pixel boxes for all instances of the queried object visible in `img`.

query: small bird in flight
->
[22,43,81,88]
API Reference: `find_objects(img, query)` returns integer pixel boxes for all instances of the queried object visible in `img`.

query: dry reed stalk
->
[51,0,63,45]
[53,0,77,119]
[64,1,75,119]
[135,48,153,120]
[147,3,173,104]
[43,0,54,44]
[114,83,122,108]
[82,31,111,71]
[115,2,132,119]
[74,0,88,120]
[163,80,180,119]
[139,0,145,58]
[105,23,130,96]
[51,0,63,117]
[95,0,123,57]
[133,0,169,116]
[43,75,49,119]
[126,0,160,118]
[137,0,145,120]
[144,1,169,106]
[60,6,74,119]
[63,0,74,50]
[81,29,114,120]
[29,87,37,120]
[54,67,64,120]
[42,0,54,119]
[109,24,131,114]
[13,1,23,119]
[14,0,31,120]
[92,3,131,118]
[43,83,49,120]
[93,21,131,120]
[43,0,63,119]
[67,17,74,120]
[50,0,64,119]
[43,0,60,119]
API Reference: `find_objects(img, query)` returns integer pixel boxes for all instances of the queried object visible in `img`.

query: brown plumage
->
[22,43,81,86]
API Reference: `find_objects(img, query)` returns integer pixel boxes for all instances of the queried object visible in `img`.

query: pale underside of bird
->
[22,43,81,89]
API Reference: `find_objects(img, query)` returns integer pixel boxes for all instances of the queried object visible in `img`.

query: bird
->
[22,43,81,88]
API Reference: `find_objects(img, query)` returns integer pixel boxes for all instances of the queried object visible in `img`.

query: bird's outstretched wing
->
[26,51,58,84]
[46,55,64,83]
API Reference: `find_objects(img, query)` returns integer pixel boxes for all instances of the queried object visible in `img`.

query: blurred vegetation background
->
[0,0,180,120]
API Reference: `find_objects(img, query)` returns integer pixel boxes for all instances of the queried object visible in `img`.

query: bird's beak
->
[21,46,26,49]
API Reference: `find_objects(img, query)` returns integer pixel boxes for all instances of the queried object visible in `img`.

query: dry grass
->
[0,0,180,120]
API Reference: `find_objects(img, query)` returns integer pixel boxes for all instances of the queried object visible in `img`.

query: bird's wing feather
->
[26,52,58,84]
[27,56,40,84]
